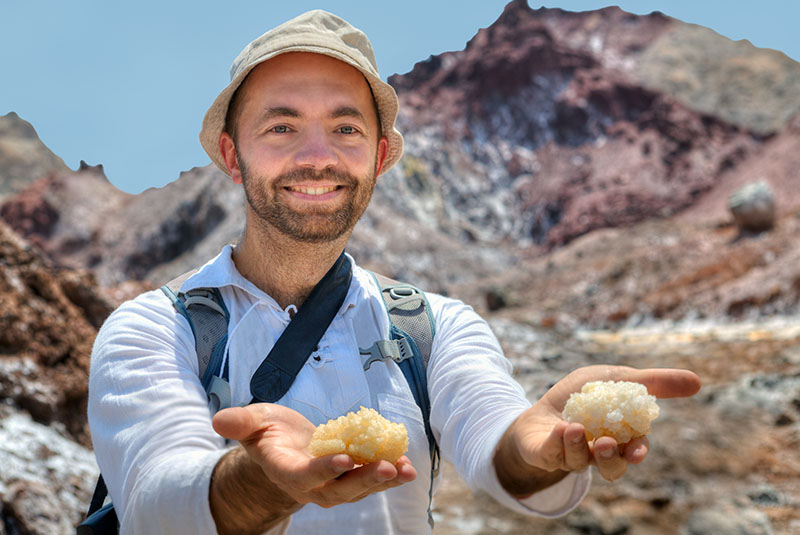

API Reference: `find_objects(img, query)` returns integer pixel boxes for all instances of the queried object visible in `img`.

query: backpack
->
[78,270,440,534]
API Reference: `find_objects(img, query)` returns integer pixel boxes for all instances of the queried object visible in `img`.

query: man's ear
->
[374,137,389,176]
[219,132,243,184]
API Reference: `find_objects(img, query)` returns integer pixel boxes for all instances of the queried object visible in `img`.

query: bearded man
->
[88,10,701,535]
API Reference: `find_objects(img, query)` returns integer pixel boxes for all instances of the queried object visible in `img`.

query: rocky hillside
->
[635,21,800,135]
[0,112,69,202]
[384,0,797,248]
[0,221,110,531]
[432,314,800,535]
[4,2,800,292]
[0,221,111,444]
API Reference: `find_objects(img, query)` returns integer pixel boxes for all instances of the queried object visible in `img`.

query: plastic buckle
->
[360,339,413,370]
[207,375,232,415]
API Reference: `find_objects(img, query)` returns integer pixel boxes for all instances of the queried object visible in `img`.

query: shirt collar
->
[179,244,368,314]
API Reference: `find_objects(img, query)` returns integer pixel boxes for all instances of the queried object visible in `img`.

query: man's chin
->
[269,215,355,243]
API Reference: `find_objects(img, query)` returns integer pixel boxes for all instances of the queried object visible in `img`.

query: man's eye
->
[338,126,358,134]
[271,125,289,133]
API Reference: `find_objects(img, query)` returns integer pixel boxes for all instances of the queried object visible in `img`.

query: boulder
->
[729,181,776,232]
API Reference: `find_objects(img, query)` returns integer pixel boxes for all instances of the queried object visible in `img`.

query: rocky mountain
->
[385,0,797,248]
[1,1,800,533]
[635,20,800,135]
[7,1,799,290]
[0,163,240,286]
[0,112,69,202]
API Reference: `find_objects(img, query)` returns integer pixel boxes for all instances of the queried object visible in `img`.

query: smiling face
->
[219,52,388,244]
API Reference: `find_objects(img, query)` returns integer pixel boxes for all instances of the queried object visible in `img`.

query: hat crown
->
[230,10,379,82]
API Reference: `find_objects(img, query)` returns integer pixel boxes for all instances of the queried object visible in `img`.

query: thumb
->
[521,420,569,469]
[622,368,702,399]
[212,405,263,441]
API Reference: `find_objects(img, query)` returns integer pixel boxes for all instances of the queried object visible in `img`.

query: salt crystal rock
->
[308,406,408,465]
[562,380,659,443]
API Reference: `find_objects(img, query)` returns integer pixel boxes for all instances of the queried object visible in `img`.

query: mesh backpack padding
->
[372,272,434,366]
[386,296,433,365]
[189,303,229,381]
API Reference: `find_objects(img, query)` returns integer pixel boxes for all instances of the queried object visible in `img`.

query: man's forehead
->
[238,52,378,119]
[247,52,368,86]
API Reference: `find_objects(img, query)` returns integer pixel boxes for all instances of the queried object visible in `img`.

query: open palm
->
[213,403,417,507]
[512,365,701,481]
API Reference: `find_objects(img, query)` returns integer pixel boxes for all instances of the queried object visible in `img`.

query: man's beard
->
[239,159,377,244]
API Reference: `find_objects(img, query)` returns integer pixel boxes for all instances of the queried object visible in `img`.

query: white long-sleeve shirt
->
[88,246,590,534]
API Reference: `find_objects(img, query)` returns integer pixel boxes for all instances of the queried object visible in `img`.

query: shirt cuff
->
[483,461,592,518]
[516,470,591,517]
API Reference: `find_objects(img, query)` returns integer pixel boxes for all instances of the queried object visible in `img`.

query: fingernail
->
[599,448,616,460]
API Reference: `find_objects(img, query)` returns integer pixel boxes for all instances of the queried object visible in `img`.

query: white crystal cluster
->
[562,380,660,443]
[308,406,408,465]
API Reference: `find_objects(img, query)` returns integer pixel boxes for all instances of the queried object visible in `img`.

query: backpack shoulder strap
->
[366,271,439,528]
[163,268,199,295]
[366,272,436,434]
[160,270,231,408]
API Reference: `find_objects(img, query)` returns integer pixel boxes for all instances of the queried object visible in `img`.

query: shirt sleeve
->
[426,294,591,517]
[88,289,228,535]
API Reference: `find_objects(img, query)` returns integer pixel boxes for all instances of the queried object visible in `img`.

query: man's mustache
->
[274,168,358,187]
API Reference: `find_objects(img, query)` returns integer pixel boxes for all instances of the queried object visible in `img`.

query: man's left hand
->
[494,365,702,496]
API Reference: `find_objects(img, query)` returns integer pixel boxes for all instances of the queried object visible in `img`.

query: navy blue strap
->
[250,252,352,403]
[87,474,108,516]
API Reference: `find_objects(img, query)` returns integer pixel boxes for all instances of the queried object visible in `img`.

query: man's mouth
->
[286,185,340,196]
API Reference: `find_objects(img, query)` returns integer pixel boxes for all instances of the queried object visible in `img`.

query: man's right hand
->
[209,404,416,534]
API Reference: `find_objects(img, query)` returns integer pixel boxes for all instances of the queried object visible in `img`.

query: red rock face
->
[0,221,111,446]
[0,173,61,246]
[388,0,761,247]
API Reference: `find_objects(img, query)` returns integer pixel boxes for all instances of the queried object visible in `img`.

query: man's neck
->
[232,220,350,310]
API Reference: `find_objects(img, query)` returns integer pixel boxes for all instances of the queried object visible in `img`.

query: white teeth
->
[289,186,337,195]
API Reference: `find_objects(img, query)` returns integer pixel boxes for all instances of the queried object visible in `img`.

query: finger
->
[313,460,406,505]
[393,456,418,484]
[621,436,649,465]
[299,454,356,490]
[343,458,418,502]
[213,403,313,442]
[592,437,627,482]
[212,406,262,441]
[623,368,702,398]
[562,423,591,471]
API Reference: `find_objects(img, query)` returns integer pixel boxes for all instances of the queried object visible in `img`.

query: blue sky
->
[2,1,798,193]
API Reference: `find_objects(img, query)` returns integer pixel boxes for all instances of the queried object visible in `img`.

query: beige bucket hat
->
[200,10,404,177]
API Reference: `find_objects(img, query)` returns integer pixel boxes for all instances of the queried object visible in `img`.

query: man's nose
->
[294,127,338,170]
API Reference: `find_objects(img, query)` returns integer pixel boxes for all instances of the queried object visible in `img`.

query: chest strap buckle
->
[360,339,413,371]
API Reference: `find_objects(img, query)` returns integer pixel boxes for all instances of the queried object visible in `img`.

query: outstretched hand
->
[212,403,417,509]
[496,365,701,494]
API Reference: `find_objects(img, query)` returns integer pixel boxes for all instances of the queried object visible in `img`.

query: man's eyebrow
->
[259,106,302,120]
[330,106,368,123]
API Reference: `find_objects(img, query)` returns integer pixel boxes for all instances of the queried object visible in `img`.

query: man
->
[88,10,701,535]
